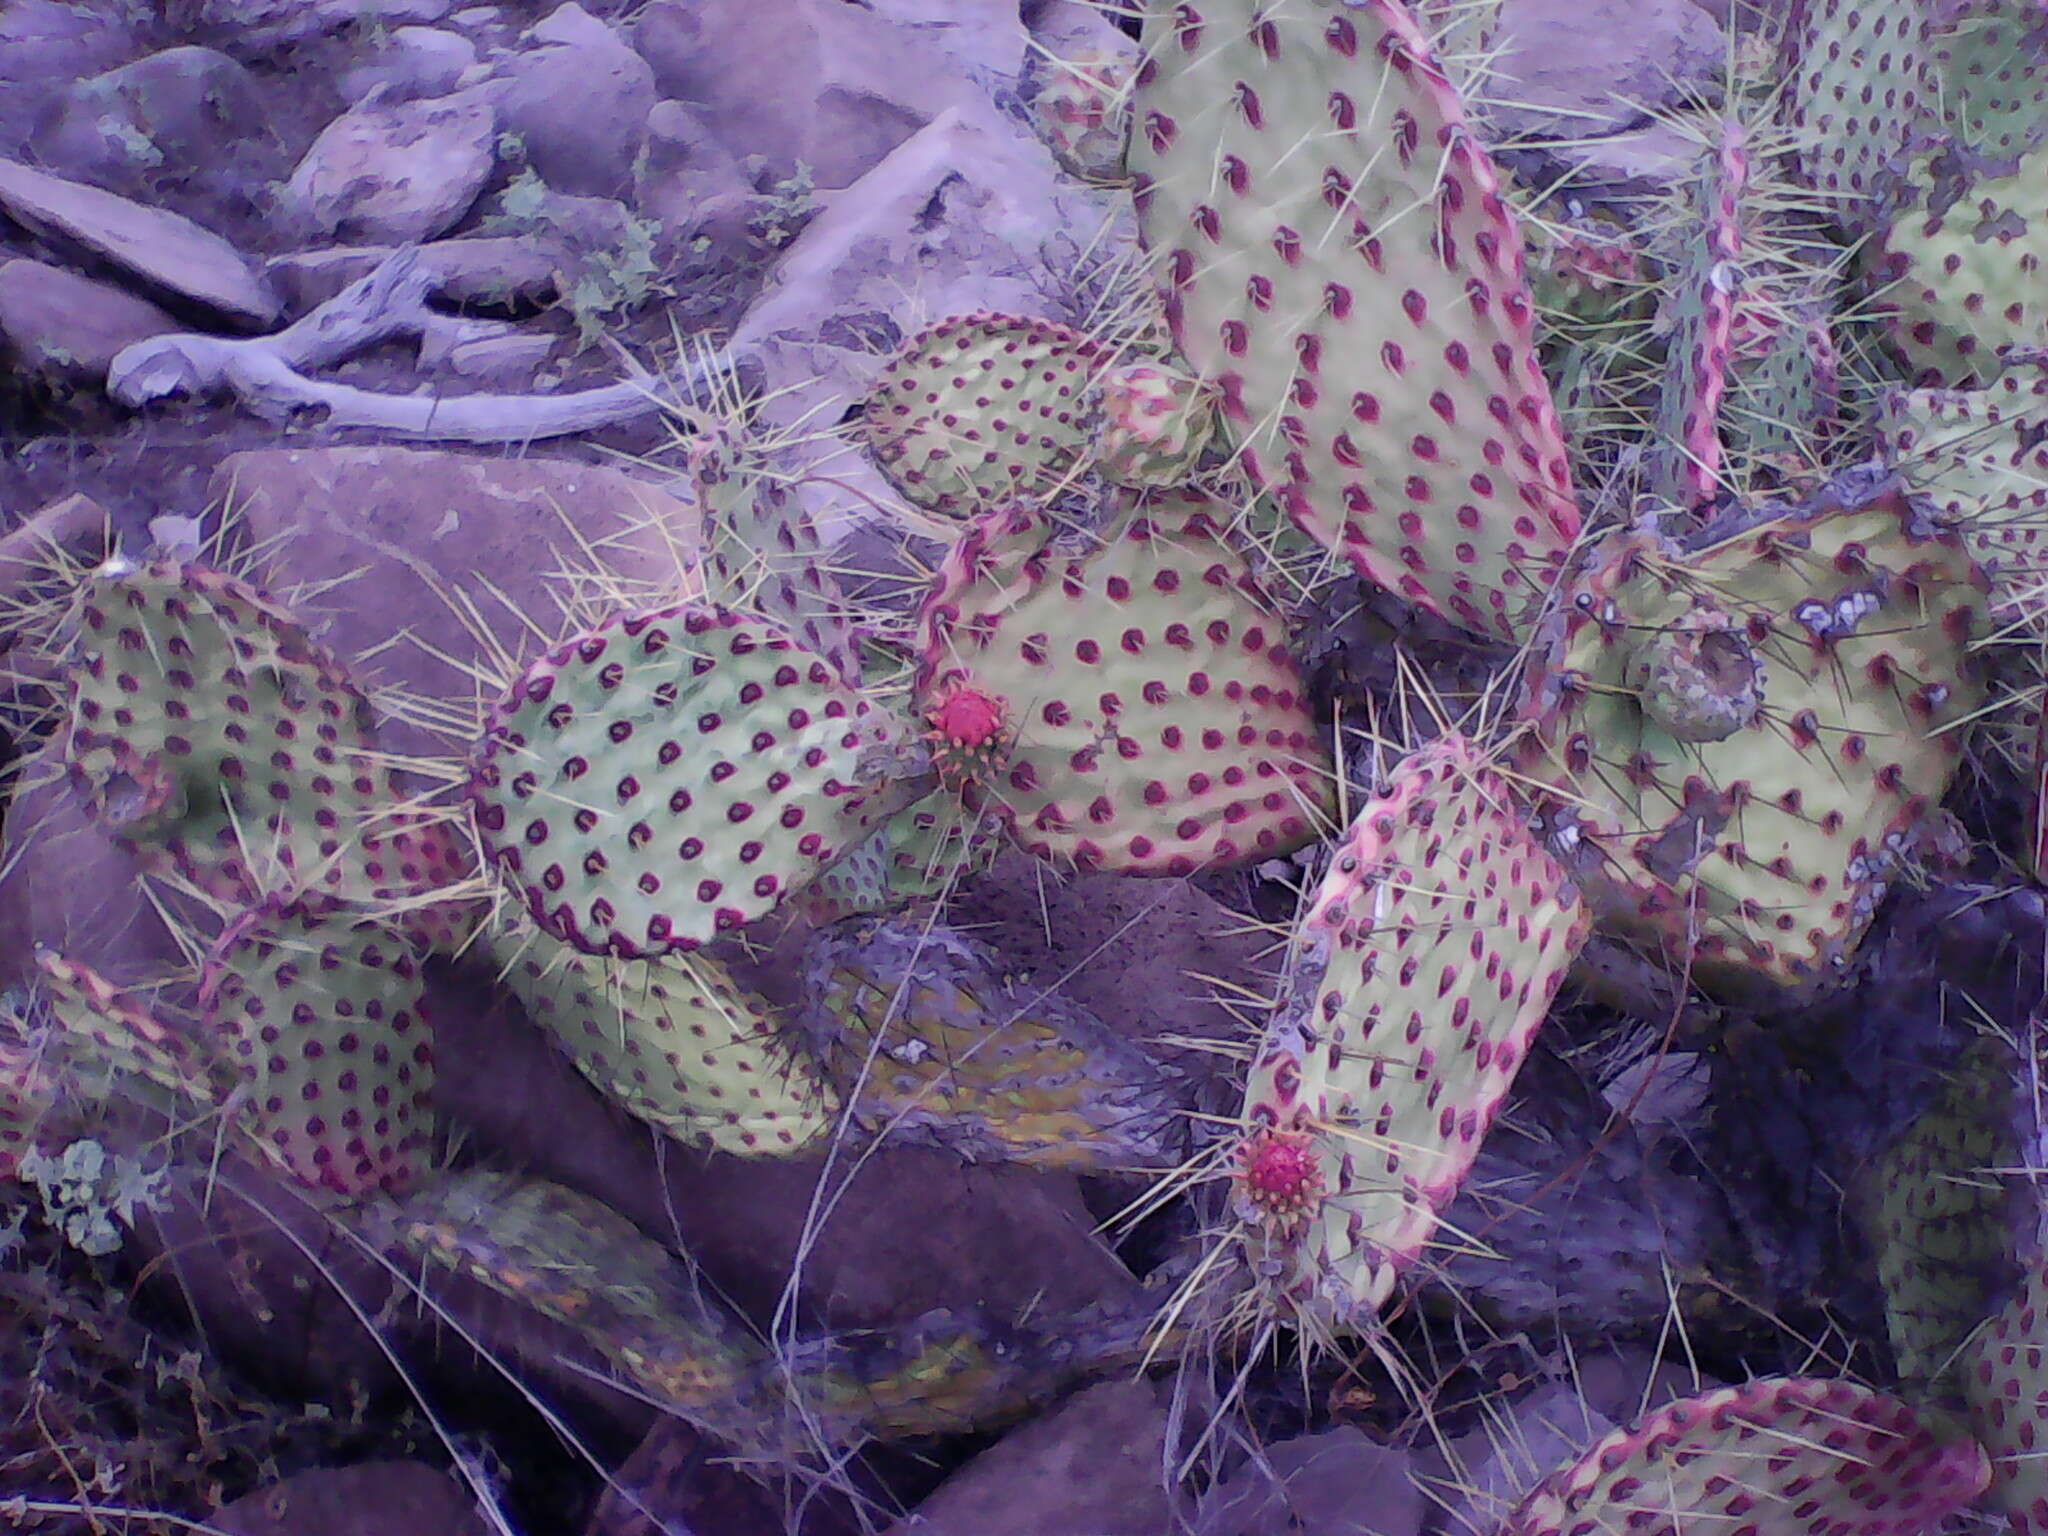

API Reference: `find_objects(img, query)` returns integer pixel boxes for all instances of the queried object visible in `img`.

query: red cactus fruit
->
[1236,1127,1325,1225]
[925,684,1011,785]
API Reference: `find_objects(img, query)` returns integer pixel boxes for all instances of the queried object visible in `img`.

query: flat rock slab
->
[0,256,178,379]
[266,236,560,310]
[0,156,279,326]
[285,90,497,243]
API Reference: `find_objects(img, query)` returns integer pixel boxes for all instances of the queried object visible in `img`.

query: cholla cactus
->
[1128,0,1581,641]
[1234,735,1588,1327]
[797,916,1185,1170]
[1512,475,1987,997]
[1501,1377,1990,1536]
[913,492,1335,874]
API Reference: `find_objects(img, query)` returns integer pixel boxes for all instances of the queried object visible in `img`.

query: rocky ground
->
[0,1,2035,1534]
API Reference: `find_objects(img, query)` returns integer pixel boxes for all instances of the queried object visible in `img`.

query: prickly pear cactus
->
[1094,359,1217,488]
[199,902,434,1199]
[1780,0,1941,221]
[1129,0,1580,641]
[1501,1377,1990,1536]
[1650,122,1748,511]
[1864,1036,2025,1385]
[1234,735,1589,1327]
[798,916,1184,1170]
[488,924,836,1156]
[1963,1234,2048,1531]
[1023,48,1135,184]
[468,602,911,958]
[858,313,1106,517]
[1879,369,2048,627]
[1512,475,1988,997]
[35,951,219,1108]
[57,558,401,908]
[796,791,1001,923]
[913,493,1334,874]
[0,1038,53,1177]
[691,427,862,683]
[373,1167,779,1438]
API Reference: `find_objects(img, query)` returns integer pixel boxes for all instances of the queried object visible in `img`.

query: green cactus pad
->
[1880,370,2048,634]
[199,902,434,1199]
[34,951,221,1109]
[1512,477,1988,998]
[1023,48,1135,184]
[1865,1037,2024,1385]
[1964,1238,2048,1531]
[1502,1377,1990,1536]
[796,791,1001,922]
[58,559,402,908]
[798,916,1185,1170]
[1094,359,1217,488]
[1874,143,2048,388]
[468,602,907,958]
[691,427,862,683]
[0,1039,54,1178]
[1781,0,1940,226]
[857,313,1107,518]
[1129,0,1580,642]
[1235,735,1589,1326]
[913,493,1334,874]
[489,925,836,1155]
[1650,125,1746,510]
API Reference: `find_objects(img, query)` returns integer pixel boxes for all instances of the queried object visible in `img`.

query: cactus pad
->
[490,926,835,1155]
[1023,48,1135,184]
[797,792,1001,922]
[199,902,434,1199]
[1964,1239,2048,1531]
[1879,371,2048,628]
[1236,735,1589,1325]
[58,559,400,907]
[798,916,1184,1170]
[1094,359,1218,488]
[1129,0,1579,641]
[1781,0,1940,224]
[469,602,905,957]
[914,494,1334,874]
[1513,477,1988,996]
[1502,1377,1990,1536]
[858,313,1106,517]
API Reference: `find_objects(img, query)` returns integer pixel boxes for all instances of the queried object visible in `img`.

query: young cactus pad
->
[469,602,907,957]
[488,924,836,1156]
[1501,1377,1990,1536]
[199,902,434,1200]
[1128,0,1580,642]
[58,558,394,906]
[913,493,1334,874]
[858,312,1107,518]
[1512,476,1987,997]
[798,916,1185,1170]
[1236,735,1589,1326]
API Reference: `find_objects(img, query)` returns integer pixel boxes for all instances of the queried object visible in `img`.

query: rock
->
[635,98,755,260]
[199,0,454,47]
[1555,120,1705,199]
[337,26,480,103]
[0,157,279,326]
[0,0,136,156]
[205,446,703,763]
[1027,0,1140,56]
[1194,1427,1426,1536]
[631,0,997,190]
[0,257,178,381]
[584,1419,852,1536]
[883,1379,1183,1536]
[266,237,559,310]
[283,90,497,244]
[210,1463,490,1536]
[492,3,655,198]
[860,0,1031,80]
[432,328,556,382]
[1483,0,1722,140]
[29,46,266,187]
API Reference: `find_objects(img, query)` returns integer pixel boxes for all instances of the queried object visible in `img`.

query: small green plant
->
[748,161,818,251]
[19,1139,167,1258]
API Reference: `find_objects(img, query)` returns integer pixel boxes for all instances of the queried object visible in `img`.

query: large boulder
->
[490,3,655,198]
